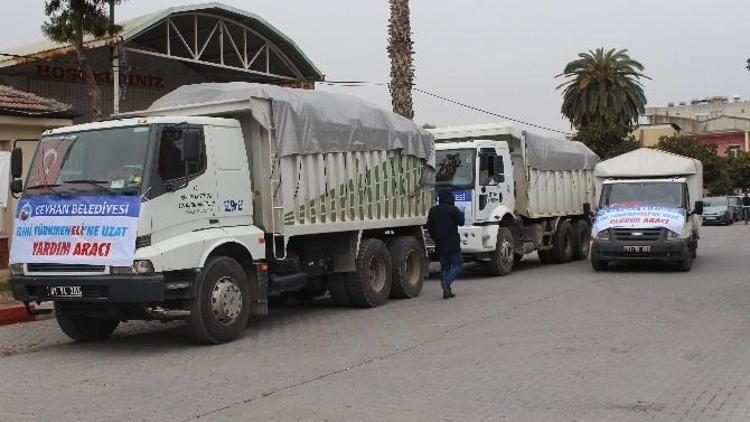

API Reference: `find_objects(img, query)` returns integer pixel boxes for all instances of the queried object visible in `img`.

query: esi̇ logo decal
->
[223,199,244,213]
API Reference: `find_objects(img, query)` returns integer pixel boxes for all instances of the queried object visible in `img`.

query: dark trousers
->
[438,252,463,286]
[743,207,750,223]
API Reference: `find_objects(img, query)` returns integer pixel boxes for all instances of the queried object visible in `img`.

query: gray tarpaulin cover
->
[523,132,600,171]
[150,82,435,167]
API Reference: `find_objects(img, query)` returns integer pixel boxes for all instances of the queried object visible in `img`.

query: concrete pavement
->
[1,225,750,421]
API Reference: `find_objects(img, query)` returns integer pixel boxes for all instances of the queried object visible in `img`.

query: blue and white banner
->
[10,195,140,266]
[592,204,686,236]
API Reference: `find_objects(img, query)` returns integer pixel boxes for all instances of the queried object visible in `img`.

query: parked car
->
[728,196,743,221]
[702,196,733,225]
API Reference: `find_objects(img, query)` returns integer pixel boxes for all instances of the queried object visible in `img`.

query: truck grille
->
[26,264,107,273]
[612,228,663,242]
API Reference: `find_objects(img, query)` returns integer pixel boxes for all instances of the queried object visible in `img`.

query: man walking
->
[427,190,465,299]
[742,192,750,225]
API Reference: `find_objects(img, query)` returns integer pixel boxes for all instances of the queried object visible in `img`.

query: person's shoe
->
[442,283,455,299]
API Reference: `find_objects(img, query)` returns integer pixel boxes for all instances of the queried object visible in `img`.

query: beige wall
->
[0,116,73,243]
[633,126,680,147]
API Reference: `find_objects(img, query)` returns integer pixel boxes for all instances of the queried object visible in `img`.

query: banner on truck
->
[592,204,686,235]
[10,195,140,266]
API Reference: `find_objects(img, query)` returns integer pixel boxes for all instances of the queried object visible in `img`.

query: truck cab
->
[434,140,514,254]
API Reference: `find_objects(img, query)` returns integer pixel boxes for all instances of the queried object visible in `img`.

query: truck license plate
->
[623,245,650,254]
[49,286,83,298]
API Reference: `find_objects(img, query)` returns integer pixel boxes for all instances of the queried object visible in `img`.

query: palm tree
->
[42,0,122,121]
[387,0,415,119]
[557,48,649,128]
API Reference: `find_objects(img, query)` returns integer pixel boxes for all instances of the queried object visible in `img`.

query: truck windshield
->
[601,182,685,208]
[26,126,150,193]
[435,148,475,188]
[703,197,728,207]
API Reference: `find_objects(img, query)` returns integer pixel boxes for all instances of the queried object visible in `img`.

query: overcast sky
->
[1,0,749,133]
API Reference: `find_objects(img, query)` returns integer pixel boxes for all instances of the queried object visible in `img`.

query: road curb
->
[0,304,35,326]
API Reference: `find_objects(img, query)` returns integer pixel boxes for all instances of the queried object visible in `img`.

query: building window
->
[727,145,742,157]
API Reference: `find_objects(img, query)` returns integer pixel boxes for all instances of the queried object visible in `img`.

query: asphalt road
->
[2,225,750,421]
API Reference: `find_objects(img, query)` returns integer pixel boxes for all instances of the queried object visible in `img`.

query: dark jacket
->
[426,191,465,256]
[742,196,750,207]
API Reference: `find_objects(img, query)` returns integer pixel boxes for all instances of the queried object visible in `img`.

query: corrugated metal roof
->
[0,2,322,79]
[0,84,71,115]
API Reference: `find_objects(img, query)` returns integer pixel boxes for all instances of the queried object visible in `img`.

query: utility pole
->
[110,0,120,115]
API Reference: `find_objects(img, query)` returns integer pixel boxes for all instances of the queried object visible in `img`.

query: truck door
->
[145,125,217,243]
[476,147,514,222]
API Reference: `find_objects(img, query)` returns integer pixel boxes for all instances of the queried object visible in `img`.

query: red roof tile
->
[0,85,71,115]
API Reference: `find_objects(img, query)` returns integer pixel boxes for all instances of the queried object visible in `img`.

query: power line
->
[319,80,571,135]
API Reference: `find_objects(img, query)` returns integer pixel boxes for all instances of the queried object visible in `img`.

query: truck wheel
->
[186,256,251,344]
[327,273,350,306]
[55,308,119,342]
[591,258,609,271]
[551,221,575,263]
[345,238,392,308]
[389,236,425,299]
[571,220,592,261]
[487,227,514,276]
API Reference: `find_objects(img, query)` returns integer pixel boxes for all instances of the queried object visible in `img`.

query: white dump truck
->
[8,83,435,344]
[427,124,599,275]
[591,148,703,271]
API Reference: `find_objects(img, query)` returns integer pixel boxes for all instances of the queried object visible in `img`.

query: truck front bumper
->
[591,238,689,262]
[11,273,166,303]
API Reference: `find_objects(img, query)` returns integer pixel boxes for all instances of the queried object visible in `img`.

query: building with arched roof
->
[0,2,324,122]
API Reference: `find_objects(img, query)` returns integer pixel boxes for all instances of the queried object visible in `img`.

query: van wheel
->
[571,220,592,261]
[487,227,515,276]
[186,257,251,344]
[551,221,575,263]
[389,236,425,299]
[345,238,392,308]
[55,308,119,342]
[678,247,694,272]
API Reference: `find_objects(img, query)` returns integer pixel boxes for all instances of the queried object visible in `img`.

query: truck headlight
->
[596,229,610,240]
[666,230,680,239]
[9,263,24,275]
[111,260,155,274]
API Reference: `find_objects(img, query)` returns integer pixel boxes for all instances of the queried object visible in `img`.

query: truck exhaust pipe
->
[145,306,191,321]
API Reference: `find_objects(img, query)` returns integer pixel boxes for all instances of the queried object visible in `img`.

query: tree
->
[557,48,649,128]
[572,123,639,160]
[42,0,122,121]
[387,0,415,119]
[723,152,750,193]
[654,135,722,188]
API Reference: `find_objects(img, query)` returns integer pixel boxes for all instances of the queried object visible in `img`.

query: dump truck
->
[8,83,435,344]
[427,123,599,275]
[591,148,703,271]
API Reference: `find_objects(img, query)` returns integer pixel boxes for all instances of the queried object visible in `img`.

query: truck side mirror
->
[181,129,202,163]
[694,200,704,215]
[11,147,22,179]
[10,179,22,194]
